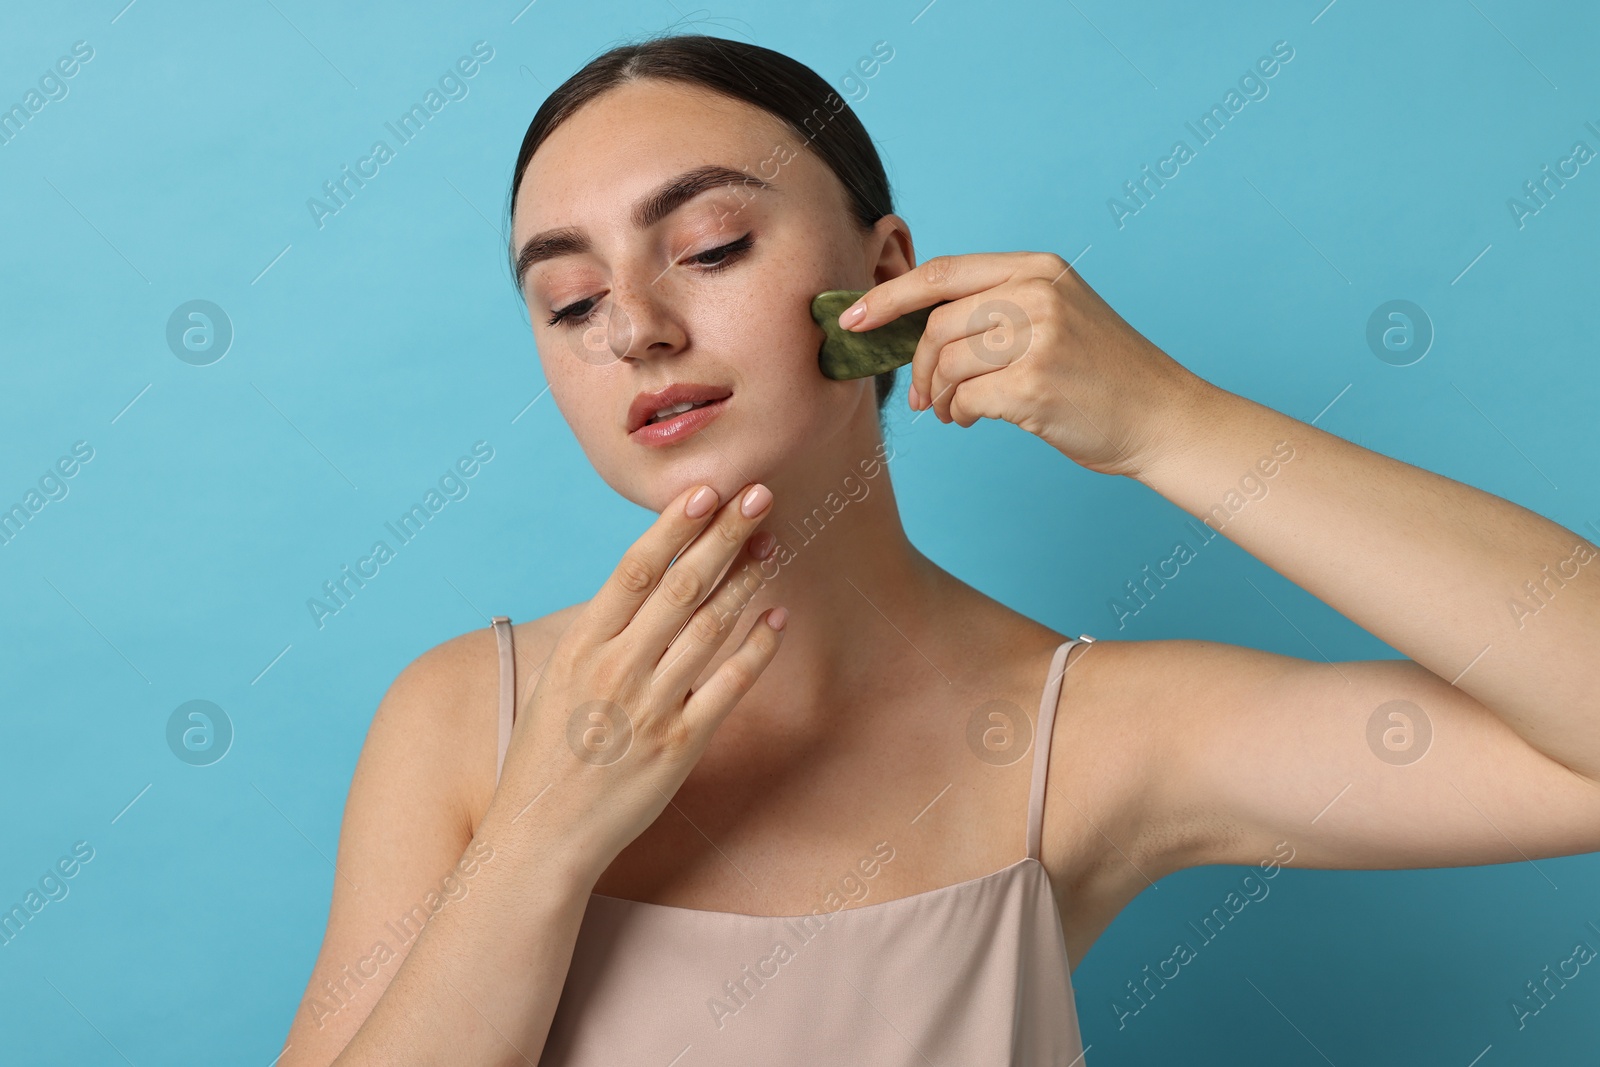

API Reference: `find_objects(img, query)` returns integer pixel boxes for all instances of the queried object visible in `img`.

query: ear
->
[867,213,916,286]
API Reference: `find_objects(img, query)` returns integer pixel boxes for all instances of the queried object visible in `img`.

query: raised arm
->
[834,249,1600,874]
[1079,637,1600,876]
[1141,383,1600,786]
[1115,383,1600,873]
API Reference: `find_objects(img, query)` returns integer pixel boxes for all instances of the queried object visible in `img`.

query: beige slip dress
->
[491,616,1094,1065]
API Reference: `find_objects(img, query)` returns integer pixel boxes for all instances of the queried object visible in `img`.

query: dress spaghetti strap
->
[492,615,515,784]
[1026,634,1096,861]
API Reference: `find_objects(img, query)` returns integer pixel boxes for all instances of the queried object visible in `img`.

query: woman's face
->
[511,78,908,512]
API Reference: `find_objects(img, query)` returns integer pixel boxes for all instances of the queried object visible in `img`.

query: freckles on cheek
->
[724,322,821,406]
[723,283,823,365]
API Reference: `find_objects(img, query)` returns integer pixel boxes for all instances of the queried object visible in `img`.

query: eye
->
[684,232,754,273]
[543,234,754,329]
[546,296,597,329]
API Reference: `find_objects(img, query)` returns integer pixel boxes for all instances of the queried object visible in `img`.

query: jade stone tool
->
[811,289,949,381]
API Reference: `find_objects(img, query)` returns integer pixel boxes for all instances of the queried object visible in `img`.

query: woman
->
[282,32,1600,1066]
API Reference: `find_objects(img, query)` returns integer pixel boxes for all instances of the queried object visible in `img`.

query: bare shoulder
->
[358,600,593,841]
[448,602,591,832]
[1045,635,1457,877]
[1039,637,1213,937]
[930,593,1194,955]
[278,603,589,1058]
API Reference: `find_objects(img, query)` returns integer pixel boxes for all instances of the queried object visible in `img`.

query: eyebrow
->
[513,164,774,289]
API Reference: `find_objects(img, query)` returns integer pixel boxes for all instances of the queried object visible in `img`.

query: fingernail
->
[767,606,789,631]
[751,530,776,559]
[908,383,922,409]
[741,483,773,517]
[840,303,866,329]
[686,485,717,518]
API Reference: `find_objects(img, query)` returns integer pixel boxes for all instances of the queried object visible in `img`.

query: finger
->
[652,532,775,694]
[679,607,787,737]
[577,483,724,644]
[918,283,1041,418]
[624,483,775,654]
[944,371,1013,429]
[910,287,1022,416]
[924,335,1004,424]
[841,252,1030,334]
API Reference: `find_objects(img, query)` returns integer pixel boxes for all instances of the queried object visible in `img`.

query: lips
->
[626,382,734,434]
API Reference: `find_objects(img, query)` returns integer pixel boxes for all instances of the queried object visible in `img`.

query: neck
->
[697,424,948,718]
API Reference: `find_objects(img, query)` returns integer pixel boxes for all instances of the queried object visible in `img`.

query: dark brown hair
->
[503,31,900,417]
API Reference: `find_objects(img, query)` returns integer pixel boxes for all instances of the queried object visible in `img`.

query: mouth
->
[627,386,733,447]
[644,397,720,425]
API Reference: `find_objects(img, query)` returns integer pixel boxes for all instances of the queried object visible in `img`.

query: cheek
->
[541,350,621,445]
[763,366,869,444]
[699,284,830,394]
[725,326,836,428]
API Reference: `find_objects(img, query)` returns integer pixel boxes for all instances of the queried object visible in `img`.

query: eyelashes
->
[544,233,755,329]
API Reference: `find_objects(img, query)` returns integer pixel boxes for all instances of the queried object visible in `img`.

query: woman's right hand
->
[488,481,784,877]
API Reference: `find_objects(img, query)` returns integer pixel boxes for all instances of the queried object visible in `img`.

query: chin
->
[603,452,759,516]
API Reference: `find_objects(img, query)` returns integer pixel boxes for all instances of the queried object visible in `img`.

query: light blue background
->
[2,1,1597,1063]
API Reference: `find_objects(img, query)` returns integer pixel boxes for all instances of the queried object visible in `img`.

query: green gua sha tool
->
[811,289,949,381]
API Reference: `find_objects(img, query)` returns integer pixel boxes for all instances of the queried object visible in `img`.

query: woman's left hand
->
[838,251,1212,479]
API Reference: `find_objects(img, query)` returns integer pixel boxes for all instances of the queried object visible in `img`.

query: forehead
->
[513,79,817,238]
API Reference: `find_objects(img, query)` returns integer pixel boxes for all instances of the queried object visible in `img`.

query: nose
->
[599,272,689,368]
